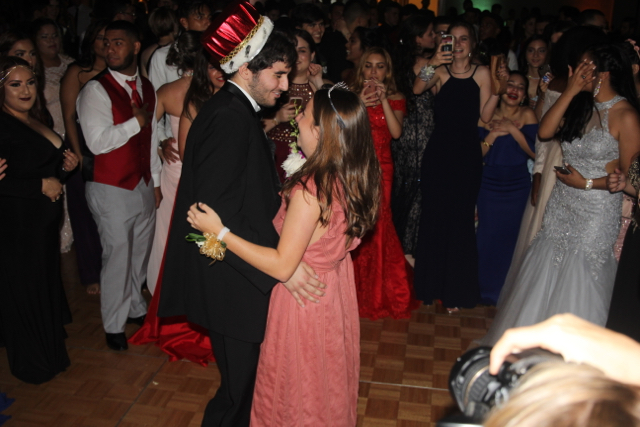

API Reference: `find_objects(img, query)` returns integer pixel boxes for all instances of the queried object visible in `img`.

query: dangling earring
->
[593,78,602,97]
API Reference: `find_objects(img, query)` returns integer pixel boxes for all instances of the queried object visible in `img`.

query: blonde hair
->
[350,46,398,96]
[484,362,640,427]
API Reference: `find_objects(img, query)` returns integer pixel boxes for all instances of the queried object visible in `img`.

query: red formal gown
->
[352,98,419,320]
[129,211,215,366]
[251,182,361,427]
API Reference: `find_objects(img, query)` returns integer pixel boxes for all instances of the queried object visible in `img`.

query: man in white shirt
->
[77,20,162,351]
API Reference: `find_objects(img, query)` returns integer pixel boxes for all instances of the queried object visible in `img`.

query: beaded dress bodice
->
[539,96,624,275]
[266,82,314,147]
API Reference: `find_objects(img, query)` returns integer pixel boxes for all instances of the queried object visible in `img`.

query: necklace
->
[449,64,471,74]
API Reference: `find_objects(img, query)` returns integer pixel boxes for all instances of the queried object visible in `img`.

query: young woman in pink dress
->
[187,85,381,426]
[350,47,419,320]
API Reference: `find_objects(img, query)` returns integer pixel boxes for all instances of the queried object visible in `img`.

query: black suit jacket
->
[158,82,281,343]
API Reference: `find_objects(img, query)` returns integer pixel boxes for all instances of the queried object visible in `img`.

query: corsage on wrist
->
[418,64,436,83]
[186,227,230,263]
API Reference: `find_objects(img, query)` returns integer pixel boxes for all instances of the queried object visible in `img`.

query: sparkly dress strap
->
[595,95,626,111]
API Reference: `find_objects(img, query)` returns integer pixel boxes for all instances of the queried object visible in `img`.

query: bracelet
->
[218,226,230,242]
[482,140,492,148]
[200,232,227,262]
[418,64,436,83]
[585,178,594,191]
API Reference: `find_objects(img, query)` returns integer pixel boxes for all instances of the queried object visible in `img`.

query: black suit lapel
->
[222,82,258,119]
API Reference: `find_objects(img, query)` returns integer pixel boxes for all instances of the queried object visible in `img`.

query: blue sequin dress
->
[480,96,624,345]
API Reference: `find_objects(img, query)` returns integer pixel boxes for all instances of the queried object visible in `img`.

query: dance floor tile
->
[0,248,495,426]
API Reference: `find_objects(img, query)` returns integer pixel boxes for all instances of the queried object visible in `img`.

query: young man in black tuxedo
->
[158,3,325,426]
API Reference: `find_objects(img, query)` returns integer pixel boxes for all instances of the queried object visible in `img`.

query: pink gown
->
[147,115,182,295]
[250,182,361,427]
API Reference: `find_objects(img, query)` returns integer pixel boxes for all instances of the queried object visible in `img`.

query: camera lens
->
[448,347,564,423]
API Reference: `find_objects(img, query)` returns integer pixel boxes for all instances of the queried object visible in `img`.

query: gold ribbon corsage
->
[186,232,227,264]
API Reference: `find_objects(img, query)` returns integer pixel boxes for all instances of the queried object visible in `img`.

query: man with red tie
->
[77,20,162,351]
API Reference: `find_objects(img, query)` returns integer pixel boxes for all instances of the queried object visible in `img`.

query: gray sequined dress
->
[480,96,624,345]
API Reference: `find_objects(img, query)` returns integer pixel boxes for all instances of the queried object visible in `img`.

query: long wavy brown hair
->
[282,88,381,246]
[350,46,398,97]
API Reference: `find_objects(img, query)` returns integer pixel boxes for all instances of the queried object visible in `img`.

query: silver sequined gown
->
[480,96,623,345]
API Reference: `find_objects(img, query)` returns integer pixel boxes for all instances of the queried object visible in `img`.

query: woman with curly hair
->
[350,46,419,320]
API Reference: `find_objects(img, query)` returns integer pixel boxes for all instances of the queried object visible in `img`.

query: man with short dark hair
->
[323,0,369,83]
[578,9,608,32]
[290,3,328,74]
[77,20,161,352]
[158,3,323,426]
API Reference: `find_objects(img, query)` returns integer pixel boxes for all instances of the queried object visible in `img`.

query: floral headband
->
[328,82,349,129]
[0,65,34,88]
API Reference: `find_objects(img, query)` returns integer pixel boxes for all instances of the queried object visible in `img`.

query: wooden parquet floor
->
[0,248,496,427]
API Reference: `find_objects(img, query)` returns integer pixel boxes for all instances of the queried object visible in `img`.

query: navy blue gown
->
[414,66,483,308]
[476,124,537,305]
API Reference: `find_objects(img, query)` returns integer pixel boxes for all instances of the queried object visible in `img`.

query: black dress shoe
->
[126,314,146,326]
[105,332,128,351]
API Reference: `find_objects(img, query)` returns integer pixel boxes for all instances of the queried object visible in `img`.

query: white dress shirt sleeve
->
[77,78,161,188]
[77,80,141,155]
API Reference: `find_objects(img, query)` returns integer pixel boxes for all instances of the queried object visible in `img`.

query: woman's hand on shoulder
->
[187,202,223,235]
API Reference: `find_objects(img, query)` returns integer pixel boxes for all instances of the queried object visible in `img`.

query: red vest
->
[92,72,155,190]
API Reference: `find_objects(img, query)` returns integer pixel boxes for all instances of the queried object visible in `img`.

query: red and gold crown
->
[202,1,274,73]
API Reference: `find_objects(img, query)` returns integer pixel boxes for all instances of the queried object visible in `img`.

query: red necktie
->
[126,79,143,108]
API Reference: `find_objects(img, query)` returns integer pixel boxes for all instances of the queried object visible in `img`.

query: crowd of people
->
[1,0,640,425]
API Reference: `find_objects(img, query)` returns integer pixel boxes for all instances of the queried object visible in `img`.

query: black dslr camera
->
[436,346,563,426]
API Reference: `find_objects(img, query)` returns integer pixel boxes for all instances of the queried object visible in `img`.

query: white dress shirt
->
[77,68,162,187]
[228,80,261,112]
[148,44,180,90]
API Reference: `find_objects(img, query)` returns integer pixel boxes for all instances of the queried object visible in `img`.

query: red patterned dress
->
[352,98,419,320]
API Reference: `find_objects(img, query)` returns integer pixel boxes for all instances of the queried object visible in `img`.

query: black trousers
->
[606,227,640,342]
[202,331,261,427]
